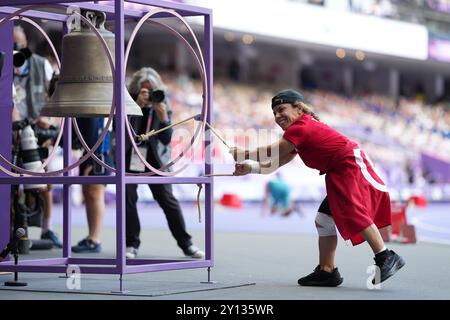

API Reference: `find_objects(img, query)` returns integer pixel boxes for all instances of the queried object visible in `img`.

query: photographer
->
[12,25,62,248]
[125,67,204,259]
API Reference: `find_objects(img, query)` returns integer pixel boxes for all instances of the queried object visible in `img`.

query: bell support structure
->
[0,0,214,290]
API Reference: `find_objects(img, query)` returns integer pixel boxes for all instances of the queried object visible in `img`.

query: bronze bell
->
[41,10,142,117]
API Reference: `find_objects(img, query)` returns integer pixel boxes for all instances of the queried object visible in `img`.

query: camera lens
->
[150,90,165,103]
[13,51,26,68]
[13,48,32,68]
[19,125,47,191]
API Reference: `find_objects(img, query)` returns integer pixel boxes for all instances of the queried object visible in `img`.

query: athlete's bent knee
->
[315,212,336,237]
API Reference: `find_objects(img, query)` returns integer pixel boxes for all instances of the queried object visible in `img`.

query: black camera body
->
[0,49,32,76]
[33,124,59,147]
[149,89,165,103]
[13,47,32,68]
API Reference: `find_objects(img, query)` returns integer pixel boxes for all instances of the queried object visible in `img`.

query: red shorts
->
[325,148,391,245]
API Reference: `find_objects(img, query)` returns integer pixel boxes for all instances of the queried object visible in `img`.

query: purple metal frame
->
[0,0,214,277]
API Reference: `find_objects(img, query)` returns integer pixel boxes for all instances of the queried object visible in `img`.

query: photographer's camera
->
[149,89,165,103]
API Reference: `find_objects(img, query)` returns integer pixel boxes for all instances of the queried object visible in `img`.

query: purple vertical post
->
[0,16,13,257]
[61,22,72,259]
[114,0,126,273]
[204,11,214,262]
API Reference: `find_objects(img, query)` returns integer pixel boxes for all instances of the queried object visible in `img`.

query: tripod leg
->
[4,250,27,287]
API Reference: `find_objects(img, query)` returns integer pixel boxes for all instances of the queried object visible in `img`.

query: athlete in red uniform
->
[231,89,405,287]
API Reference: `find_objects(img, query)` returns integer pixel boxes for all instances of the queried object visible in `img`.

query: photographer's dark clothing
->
[125,183,192,250]
[125,103,193,251]
[125,107,172,169]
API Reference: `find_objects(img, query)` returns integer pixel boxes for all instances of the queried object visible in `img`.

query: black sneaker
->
[71,238,102,253]
[298,265,344,287]
[372,250,405,285]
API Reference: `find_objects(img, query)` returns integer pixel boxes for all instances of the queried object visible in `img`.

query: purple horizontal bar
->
[0,258,67,266]
[70,2,145,18]
[64,257,205,266]
[0,6,68,21]
[0,264,119,274]
[127,258,184,264]
[0,0,83,6]
[125,176,211,185]
[71,2,195,19]
[0,4,144,21]
[68,257,117,265]
[0,175,115,185]
[123,0,211,15]
[0,1,210,16]
[0,176,211,185]
[68,258,185,265]
[125,260,212,274]
[67,257,211,267]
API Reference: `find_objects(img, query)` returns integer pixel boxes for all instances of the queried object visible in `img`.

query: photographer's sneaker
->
[298,265,344,287]
[126,247,138,259]
[372,250,405,285]
[71,238,101,253]
[183,245,205,259]
[41,229,63,248]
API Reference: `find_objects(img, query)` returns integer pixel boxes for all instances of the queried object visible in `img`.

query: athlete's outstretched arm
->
[233,139,296,175]
[230,138,295,163]
[259,150,296,174]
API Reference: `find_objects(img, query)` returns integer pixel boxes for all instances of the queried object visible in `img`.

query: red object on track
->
[391,202,407,236]
[388,200,418,244]
[220,193,242,209]
[408,195,428,208]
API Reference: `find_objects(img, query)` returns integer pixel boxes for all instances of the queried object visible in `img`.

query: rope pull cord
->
[193,114,232,150]
[137,114,232,151]
[196,183,203,223]
[135,115,239,223]
[138,114,198,142]
[195,173,237,224]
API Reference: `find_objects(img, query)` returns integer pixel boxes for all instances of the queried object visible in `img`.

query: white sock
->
[375,245,387,255]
